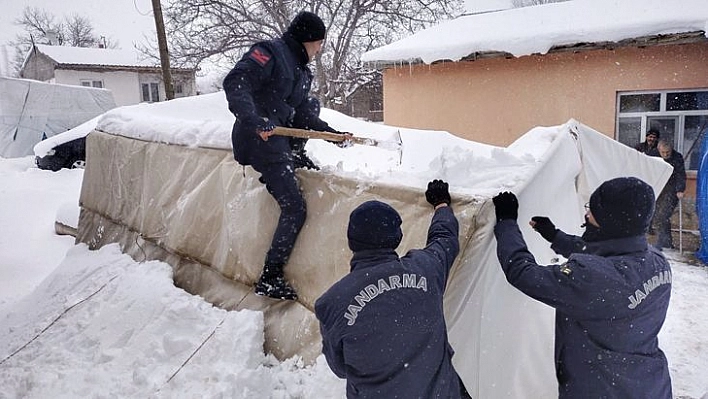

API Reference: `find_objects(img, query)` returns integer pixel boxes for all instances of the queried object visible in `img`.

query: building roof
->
[361,0,708,67]
[28,44,195,72]
[34,44,156,67]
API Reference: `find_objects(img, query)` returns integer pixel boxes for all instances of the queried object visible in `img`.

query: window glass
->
[92,81,103,88]
[619,94,660,113]
[151,83,159,102]
[141,83,160,102]
[141,83,150,102]
[667,91,708,111]
[80,81,91,87]
[617,117,642,148]
[683,115,708,171]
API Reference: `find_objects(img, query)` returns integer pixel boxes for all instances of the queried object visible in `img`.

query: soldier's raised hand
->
[425,179,451,208]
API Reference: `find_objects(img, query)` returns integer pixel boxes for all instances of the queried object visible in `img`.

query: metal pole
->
[678,198,683,254]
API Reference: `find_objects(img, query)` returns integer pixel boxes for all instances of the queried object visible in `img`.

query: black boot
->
[254,265,297,300]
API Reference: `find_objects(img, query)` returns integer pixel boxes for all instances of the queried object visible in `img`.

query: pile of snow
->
[95,92,553,197]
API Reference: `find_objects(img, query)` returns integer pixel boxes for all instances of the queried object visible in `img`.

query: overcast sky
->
[0,0,512,47]
[467,0,514,12]
[0,0,513,75]
[0,0,155,50]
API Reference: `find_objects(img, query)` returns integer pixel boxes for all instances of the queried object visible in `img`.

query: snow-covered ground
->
[0,108,707,397]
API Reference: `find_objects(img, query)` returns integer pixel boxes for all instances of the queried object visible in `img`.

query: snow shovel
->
[272,126,403,164]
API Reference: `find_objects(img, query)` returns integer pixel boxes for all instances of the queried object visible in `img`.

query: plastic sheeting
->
[76,119,672,399]
[0,77,115,158]
[695,136,708,263]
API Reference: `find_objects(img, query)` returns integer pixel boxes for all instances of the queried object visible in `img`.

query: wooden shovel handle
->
[272,126,376,146]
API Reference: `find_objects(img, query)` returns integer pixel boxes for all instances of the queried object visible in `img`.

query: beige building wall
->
[383,42,708,147]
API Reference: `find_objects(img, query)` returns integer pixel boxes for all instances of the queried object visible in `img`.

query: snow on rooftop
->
[34,44,156,67]
[361,0,708,65]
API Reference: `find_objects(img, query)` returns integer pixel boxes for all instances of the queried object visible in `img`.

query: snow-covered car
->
[34,116,100,171]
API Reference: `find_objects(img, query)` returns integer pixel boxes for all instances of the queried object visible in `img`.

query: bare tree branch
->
[8,7,118,76]
[146,0,464,108]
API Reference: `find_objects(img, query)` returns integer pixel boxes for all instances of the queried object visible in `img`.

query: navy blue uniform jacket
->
[495,220,672,399]
[315,206,463,398]
[223,36,333,166]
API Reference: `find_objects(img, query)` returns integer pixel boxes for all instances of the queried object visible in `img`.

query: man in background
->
[650,139,686,249]
[635,128,660,154]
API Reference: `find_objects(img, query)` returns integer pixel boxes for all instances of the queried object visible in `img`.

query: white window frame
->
[80,79,104,88]
[616,88,708,172]
[141,82,160,102]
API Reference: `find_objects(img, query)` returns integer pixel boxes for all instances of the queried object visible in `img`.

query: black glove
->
[336,132,354,148]
[530,216,558,242]
[291,150,320,170]
[258,118,276,132]
[324,127,353,148]
[244,115,275,133]
[492,192,518,221]
[425,179,451,207]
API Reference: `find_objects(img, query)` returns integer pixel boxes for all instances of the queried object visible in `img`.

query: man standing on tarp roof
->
[492,177,672,399]
[223,11,349,300]
[315,180,471,399]
[636,128,660,154]
[649,139,686,250]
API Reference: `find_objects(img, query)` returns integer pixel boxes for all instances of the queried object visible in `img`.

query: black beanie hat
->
[286,11,326,43]
[348,200,403,252]
[588,177,655,239]
[647,129,660,139]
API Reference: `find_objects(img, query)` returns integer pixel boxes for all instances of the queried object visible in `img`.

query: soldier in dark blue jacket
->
[315,180,470,399]
[223,11,347,300]
[492,177,672,399]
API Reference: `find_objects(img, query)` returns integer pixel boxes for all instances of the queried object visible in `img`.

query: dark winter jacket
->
[223,35,334,167]
[315,206,463,398]
[494,220,672,399]
[635,141,656,155]
[649,149,687,196]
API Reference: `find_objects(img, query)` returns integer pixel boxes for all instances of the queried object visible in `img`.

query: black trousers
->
[653,190,679,248]
[252,162,307,270]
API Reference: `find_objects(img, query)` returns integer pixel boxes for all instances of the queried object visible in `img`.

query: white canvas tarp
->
[76,119,671,399]
[0,77,115,158]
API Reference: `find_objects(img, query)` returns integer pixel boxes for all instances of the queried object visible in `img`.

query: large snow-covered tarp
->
[0,77,116,158]
[75,93,672,398]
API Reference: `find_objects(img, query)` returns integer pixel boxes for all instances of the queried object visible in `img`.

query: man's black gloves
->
[336,133,354,148]
[244,115,275,132]
[425,179,451,207]
[291,150,320,170]
[492,192,518,221]
[530,216,559,242]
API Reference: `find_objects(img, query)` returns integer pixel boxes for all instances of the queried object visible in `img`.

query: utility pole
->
[151,0,174,100]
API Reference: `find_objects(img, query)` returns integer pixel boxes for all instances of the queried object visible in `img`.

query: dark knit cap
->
[348,200,403,252]
[646,129,660,138]
[286,11,326,43]
[588,177,655,239]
